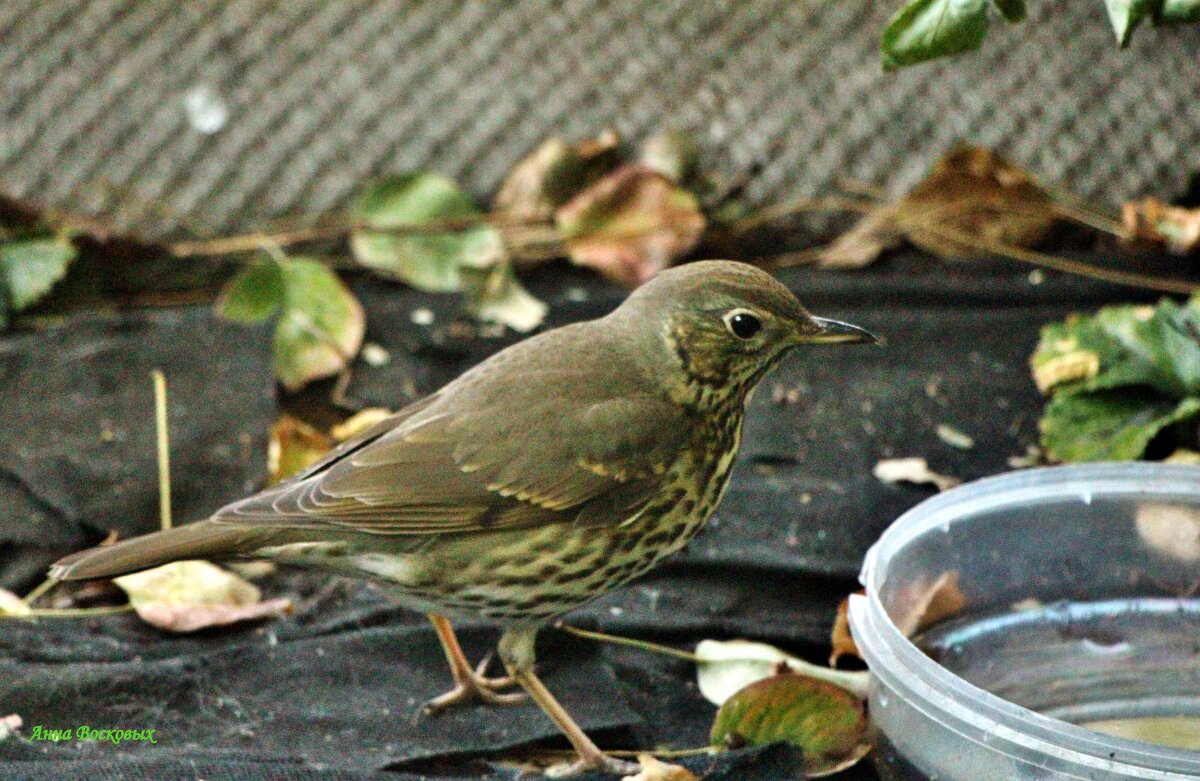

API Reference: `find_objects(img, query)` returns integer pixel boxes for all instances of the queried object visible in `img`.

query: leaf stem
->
[557,624,700,662]
[4,604,136,619]
[21,576,60,607]
[922,223,1199,295]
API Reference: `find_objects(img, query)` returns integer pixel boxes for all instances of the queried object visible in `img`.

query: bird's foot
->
[422,653,527,714]
[543,754,642,778]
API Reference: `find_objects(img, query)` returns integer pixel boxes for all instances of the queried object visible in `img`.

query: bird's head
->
[618,260,878,401]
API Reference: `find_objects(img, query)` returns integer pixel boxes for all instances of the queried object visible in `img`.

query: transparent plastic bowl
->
[849,463,1200,780]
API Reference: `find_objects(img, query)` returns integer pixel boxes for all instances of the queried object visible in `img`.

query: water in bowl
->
[916,596,1200,750]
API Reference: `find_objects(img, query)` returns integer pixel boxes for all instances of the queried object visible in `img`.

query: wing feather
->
[213,325,689,536]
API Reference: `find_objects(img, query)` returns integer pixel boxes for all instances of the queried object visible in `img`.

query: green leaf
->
[1032,299,1200,398]
[1040,390,1200,462]
[272,258,365,391]
[214,260,284,324]
[710,674,870,777]
[459,258,547,333]
[0,238,77,311]
[881,0,990,70]
[1160,0,1200,22]
[992,0,1026,21]
[349,173,503,292]
[1105,0,1162,46]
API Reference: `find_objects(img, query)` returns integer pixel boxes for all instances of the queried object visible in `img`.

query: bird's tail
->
[50,521,262,581]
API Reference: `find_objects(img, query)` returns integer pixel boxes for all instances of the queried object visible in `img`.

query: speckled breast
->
[399,400,748,622]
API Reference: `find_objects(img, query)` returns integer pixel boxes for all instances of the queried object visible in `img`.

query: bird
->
[51,260,877,777]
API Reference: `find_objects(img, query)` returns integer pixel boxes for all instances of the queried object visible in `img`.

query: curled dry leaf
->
[494,130,620,220]
[820,146,1056,268]
[1136,502,1200,563]
[639,129,698,185]
[0,588,31,617]
[331,407,394,441]
[556,164,706,287]
[1032,347,1101,394]
[620,754,698,781]
[113,560,292,634]
[695,639,870,706]
[460,256,548,333]
[1122,197,1200,255]
[268,415,334,485]
[873,457,960,491]
[829,592,863,667]
[709,673,870,778]
[894,570,967,637]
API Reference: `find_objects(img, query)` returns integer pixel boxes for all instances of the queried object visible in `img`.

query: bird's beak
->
[801,317,880,345]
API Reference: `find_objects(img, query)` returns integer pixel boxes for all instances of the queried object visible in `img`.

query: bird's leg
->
[423,613,527,714]
[498,624,640,778]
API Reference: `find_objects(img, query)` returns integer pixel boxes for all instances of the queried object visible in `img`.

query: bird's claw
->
[422,652,528,715]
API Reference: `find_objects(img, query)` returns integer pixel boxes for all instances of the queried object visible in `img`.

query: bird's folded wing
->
[213,377,688,536]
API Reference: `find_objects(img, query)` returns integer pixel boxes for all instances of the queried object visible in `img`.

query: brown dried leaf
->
[817,208,905,269]
[1136,502,1200,563]
[872,457,960,491]
[820,146,1056,267]
[895,570,967,637]
[494,130,621,220]
[829,591,864,667]
[268,415,334,485]
[330,407,393,441]
[555,164,706,287]
[113,560,292,633]
[1122,197,1200,254]
[620,755,698,781]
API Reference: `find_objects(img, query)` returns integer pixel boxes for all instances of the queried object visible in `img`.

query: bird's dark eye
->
[724,310,762,339]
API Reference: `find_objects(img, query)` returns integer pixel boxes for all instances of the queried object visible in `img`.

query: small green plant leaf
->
[214,260,284,324]
[1039,390,1200,462]
[1033,296,1200,462]
[0,237,77,311]
[1105,0,1162,46]
[1161,0,1200,22]
[555,164,705,287]
[881,0,990,71]
[710,673,870,778]
[1033,299,1200,399]
[350,173,503,292]
[272,258,365,391]
[991,0,1026,21]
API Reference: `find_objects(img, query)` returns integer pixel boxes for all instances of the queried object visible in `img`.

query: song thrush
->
[52,260,876,776]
